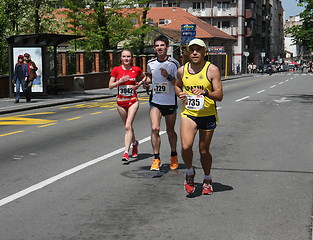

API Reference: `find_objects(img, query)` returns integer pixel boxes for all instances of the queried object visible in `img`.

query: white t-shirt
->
[147,57,180,106]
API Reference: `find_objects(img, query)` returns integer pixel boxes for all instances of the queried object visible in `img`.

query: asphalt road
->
[0,72,312,240]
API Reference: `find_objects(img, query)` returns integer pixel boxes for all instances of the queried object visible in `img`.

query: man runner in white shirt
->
[145,35,180,171]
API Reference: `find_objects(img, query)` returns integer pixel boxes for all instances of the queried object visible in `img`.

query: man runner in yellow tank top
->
[175,39,223,195]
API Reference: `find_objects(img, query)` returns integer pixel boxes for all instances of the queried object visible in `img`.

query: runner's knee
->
[151,125,160,134]
[125,123,133,132]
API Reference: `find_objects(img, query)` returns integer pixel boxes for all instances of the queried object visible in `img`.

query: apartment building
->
[284,15,311,61]
[149,0,284,72]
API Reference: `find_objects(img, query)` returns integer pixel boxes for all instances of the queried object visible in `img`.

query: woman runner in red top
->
[109,49,146,163]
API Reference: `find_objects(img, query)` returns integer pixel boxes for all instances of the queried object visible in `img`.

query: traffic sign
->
[181,24,196,45]
[243,51,249,57]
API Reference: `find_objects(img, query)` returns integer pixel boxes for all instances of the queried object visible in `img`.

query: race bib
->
[185,95,204,110]
[153,82,169,94]
[119,85,134,97]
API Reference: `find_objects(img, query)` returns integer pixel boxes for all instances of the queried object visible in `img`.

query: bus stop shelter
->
[7,33,83,96]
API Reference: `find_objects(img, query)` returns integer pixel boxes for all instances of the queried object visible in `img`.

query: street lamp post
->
[243,51,249,73]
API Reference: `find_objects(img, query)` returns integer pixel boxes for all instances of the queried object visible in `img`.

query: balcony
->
[245,9,257,19]
[218,26,238,36]
[245,27,252,37]
[187,7,238,18]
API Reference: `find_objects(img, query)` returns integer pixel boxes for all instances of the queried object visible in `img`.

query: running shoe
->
[150,158,160,171]
[184,171,195,194]
[131,140,139,157]
[202,179,213,195]
[121,152,129,162]
[170,155,178,170]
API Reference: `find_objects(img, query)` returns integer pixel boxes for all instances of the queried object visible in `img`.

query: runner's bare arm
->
[174,66,187,101]
[143,73,152,89]
[109,75,129,89]
[160,67,175,85]
[136,72,146,85]
[207,64,223,101]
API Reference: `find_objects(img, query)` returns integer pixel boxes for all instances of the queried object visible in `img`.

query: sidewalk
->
[0,74,253,115]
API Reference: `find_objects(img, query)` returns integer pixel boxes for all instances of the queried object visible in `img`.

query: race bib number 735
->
[185,95,204,110]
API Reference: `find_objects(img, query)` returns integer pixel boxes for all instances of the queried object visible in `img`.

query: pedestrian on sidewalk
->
[24,53,38,102]
[12,55,29,103]
[109,49,146,163]
[144,35,180,171]
[174,39,223,195]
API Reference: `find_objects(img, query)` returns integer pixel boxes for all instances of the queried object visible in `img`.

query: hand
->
[119,75,130,83]
[132,84,139,91]
[178,92,187,101]
[191,88,205,96]
[143,81,150,90]
[160,68,169,78]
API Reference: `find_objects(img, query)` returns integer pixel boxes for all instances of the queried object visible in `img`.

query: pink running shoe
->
[184,172,195,194]
[131,140,139,157]
[121,152,129,162]
[202,179,213,195]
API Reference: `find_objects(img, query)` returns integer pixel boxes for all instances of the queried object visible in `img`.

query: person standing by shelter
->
[12,55,28,103]
[23,53,38,102]
[175,39,223,195]
[109,49,146,163]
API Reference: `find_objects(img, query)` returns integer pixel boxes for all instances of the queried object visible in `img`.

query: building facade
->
[284,15,311,62]
[149,0,284,72]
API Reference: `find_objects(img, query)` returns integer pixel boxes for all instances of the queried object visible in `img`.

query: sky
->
[281,0,305,19]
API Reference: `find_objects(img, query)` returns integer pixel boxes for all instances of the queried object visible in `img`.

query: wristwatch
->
[167,75,174,81]
[203,90,209,97]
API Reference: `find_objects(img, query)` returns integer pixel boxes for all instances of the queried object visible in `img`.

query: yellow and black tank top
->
[181,61,218,118]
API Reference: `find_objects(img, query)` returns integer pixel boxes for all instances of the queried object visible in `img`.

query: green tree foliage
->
[0,0,63,74]
[285,0,313,52]
[61,0,155,52]
[0,0,8,74]
[0,0,154,74]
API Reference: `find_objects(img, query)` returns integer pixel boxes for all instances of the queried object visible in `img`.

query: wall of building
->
[149,0,285,72]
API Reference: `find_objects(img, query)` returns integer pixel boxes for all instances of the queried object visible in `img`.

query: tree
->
[0,0,65,73]
[60,0,154,52]
[0,0,8,74]
[285,0,313,52]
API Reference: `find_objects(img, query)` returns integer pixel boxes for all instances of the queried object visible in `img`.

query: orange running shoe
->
[150,158,160,171]
[170,155,178,170]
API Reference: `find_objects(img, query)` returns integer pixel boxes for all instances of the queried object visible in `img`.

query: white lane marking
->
[236,96,250,102]
[270,85,276,88]
[279,82,283,84]
[217,107,221,110]
[257,90,266,94]
[0,131,166,207]
[285,80,289,82]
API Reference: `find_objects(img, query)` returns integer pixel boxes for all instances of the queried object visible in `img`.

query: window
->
[169,3,180,7]
[193,2,205,10]
[159,19,165,25]
[147,18,153,25]
[217,2,231,10]
[130,19,136,25]
[217,21,230,29]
